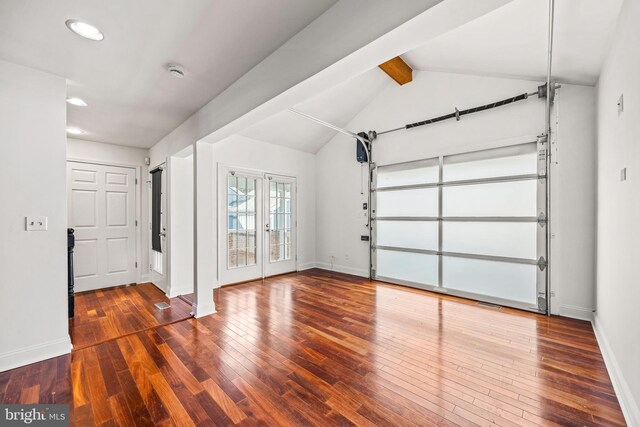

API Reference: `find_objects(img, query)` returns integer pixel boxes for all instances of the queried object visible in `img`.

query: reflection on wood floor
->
[70,282,193,350]
[0,269,625,426]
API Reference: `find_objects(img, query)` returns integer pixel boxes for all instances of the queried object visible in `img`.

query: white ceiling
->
[0,0,338,148]
[237,0,622,154]
[240,68,390,153]
[404,0,624,85]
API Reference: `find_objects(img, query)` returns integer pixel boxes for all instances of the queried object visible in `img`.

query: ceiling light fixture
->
[66,127,85,135]
[167,64,186,78]
[65,19,104,41]
[67,97,88,107]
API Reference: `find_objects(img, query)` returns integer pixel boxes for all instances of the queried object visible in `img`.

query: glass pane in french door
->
[227,174,257,269]
[269,181,292,262]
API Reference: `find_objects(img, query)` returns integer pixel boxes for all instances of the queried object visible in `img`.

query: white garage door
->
[67,161,137,292]
[373,142,547,312]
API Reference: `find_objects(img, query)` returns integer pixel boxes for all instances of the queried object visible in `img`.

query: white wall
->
[316,70,597,319]
[168,151,194,296]
[67,138,151,283]
[0,60,70,371]
[595,0,640,424]
[67,138,148,166]
[212,135,317,281]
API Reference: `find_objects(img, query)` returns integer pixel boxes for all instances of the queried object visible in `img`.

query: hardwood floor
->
[70,283,193,349]
[1,269,625,426]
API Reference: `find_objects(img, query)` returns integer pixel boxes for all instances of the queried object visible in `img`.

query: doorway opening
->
[66,159,192,349]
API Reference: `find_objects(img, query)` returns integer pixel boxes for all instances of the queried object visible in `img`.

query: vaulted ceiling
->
[237,0,623,154]
[404,0,624,85]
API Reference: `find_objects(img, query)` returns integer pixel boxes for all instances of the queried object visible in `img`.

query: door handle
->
[265,224,270,232]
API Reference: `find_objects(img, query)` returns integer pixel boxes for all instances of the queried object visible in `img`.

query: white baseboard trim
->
[314,262,369,278]
[167,285,194,298]
[297,262,317,271]
[559,304,594,321]
[193,302,216,318]
[0,336,72,373]
[592,315,639,427]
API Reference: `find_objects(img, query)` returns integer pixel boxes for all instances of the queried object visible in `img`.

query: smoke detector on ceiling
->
[167,64,186,78]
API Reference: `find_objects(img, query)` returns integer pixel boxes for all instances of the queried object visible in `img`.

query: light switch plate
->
[25,216,47,231]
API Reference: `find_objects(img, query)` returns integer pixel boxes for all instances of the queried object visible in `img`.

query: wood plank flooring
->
[70,283,193,349]
[1,269,626,426]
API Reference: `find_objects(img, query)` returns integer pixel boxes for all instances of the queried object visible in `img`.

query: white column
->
[193,140,216,317]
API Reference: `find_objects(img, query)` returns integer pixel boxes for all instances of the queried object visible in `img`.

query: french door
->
[218,166,296,285]
[264,175,297,277]
[372,141,547,312]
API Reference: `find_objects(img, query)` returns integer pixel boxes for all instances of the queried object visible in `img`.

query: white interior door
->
[67,161,137,292]
[264,175,297,277]
[218,167,263,285]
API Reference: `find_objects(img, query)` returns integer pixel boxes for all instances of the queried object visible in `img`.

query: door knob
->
[265,224,270,231]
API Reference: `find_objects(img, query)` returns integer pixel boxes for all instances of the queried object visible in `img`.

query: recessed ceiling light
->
[66,127,85,135]
[67,97,88,107]
[65,19,104,41]
[167,64,186,78]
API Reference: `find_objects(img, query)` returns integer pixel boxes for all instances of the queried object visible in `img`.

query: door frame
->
[66,158,143,285]
[216,163,298,286]
[149,161,168,292]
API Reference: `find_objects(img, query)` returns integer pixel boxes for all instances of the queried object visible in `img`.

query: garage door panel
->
[443,180,537,217]
[442,257,537,305]
[377,221,438,251]
[377,249,438,287]
[377,188,438,217]
[377,158,439,188]
[443,143,537,182]
[442,221,537,259]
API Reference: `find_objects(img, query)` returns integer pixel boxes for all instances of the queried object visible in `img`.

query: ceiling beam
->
[378,56,413,85]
